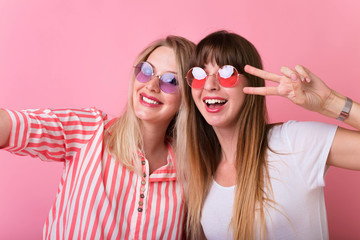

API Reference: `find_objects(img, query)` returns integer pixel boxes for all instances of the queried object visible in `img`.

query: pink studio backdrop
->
[0,0,359,239]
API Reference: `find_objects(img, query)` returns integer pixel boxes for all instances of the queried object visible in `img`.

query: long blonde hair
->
[106,36,195,172]
[177,31,273,239]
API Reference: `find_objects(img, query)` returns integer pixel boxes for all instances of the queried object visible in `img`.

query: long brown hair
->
[107,36,195,172]
[177,30,273,239]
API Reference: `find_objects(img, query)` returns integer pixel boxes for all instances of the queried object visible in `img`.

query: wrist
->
[336,97,353,121]
[321,90,347,119]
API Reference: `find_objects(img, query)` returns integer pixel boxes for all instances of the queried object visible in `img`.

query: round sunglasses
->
[186,65,242,89]
[134,61,179,94]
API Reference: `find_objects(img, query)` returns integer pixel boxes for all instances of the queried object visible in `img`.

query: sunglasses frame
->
[134,61,179,94]
[186,65,243,89]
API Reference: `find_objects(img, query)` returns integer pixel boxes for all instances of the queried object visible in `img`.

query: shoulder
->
[268,120,337,150]
[20,107,107,119]
[270,120,336,137]
[4,107,109,127]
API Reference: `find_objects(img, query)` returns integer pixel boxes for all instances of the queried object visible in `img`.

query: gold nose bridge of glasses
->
[205,72,240,80]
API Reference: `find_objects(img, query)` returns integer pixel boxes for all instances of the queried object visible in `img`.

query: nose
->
[145,75,161,93]
[203,74,220,91]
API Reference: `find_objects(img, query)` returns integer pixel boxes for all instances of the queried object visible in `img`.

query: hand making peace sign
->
[243,64,334,114]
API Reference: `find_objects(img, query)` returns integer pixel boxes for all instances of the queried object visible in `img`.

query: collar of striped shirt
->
[137,144,177,182]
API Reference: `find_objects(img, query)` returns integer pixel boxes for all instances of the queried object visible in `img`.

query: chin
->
[134,110,147,121]
[204,119,223,128]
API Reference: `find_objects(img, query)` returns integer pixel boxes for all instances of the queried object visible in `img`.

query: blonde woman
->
[177,30,360,239]
[0,36,195,239]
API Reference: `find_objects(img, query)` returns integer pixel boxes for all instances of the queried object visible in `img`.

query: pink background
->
[0,0,359,239]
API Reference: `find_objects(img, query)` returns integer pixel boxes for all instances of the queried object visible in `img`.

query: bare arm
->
[244,65,360,170]
[313,89,360,170]
[0,109,11,148]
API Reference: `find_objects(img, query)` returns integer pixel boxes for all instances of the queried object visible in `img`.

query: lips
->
[140,93,163,107]
[203,96,227,113]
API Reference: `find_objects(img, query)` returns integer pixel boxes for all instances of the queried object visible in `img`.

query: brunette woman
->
[177,30,360,239]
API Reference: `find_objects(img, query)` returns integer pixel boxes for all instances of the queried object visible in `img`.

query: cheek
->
[166,92,181,112]
[191,89,200,102]
[233,78,247,98]
[133,80,142,91]
[191,89,203,109]
[172,93,181,107]
[132,80,139,96]
[241,77,249,87]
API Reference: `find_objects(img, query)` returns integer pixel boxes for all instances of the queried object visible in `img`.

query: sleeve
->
[2,107,107,162]
[281,121,337,189]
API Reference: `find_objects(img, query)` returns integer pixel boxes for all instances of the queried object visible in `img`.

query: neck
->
[141,121,168,152]
[140,120,169,173]
[213,125,240,164]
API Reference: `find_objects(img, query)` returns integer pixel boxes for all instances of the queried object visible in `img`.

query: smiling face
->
[132,46,181,127]
[191,60,248,131]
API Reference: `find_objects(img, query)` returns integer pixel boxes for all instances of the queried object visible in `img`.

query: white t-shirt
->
[201,121,337,240]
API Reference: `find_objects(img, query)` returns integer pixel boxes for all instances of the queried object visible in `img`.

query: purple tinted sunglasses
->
[134,61,179,94]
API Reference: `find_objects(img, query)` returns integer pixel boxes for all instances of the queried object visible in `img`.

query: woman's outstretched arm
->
[0,109,10,148]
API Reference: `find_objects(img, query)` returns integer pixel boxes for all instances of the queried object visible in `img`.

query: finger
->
[281,66,305,82]
[296,65,321,83]
[244,65,281,83]
[295,65,311,83]
[243,86,279,96]
[290,73,307,104]
[280,66,293,77]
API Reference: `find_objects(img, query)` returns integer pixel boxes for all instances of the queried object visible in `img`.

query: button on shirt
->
[3,108,185,240]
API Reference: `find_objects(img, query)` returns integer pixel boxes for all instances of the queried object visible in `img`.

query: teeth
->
[204,99,226,104]
[142,96,160,105]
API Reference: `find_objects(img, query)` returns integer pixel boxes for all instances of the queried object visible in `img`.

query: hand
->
[243,64,333,113]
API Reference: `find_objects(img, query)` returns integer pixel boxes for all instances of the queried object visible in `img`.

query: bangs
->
[193,30,264,88]
[195,32,247,74]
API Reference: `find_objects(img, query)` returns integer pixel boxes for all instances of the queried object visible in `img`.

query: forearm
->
[321,91,360,130]
[0,109,11,148]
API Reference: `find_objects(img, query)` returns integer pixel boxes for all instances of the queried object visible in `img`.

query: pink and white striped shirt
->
[3,108,185,240]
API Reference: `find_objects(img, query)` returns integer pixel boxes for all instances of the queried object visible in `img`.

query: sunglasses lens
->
[187,67,206,88]
[134,62,153,82]
[160,73,178,93]
[218,65,238,87]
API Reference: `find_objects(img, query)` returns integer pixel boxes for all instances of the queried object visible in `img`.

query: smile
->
[204,98,227,107]
[143,96,160,105]
[140,94,163,105]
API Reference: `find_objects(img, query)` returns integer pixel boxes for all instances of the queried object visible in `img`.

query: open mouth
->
[141,94,162,105]
[204,99,227,109]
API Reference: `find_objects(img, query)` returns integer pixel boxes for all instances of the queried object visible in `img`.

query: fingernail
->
[291,73,298,82]
[305,77,311,83]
